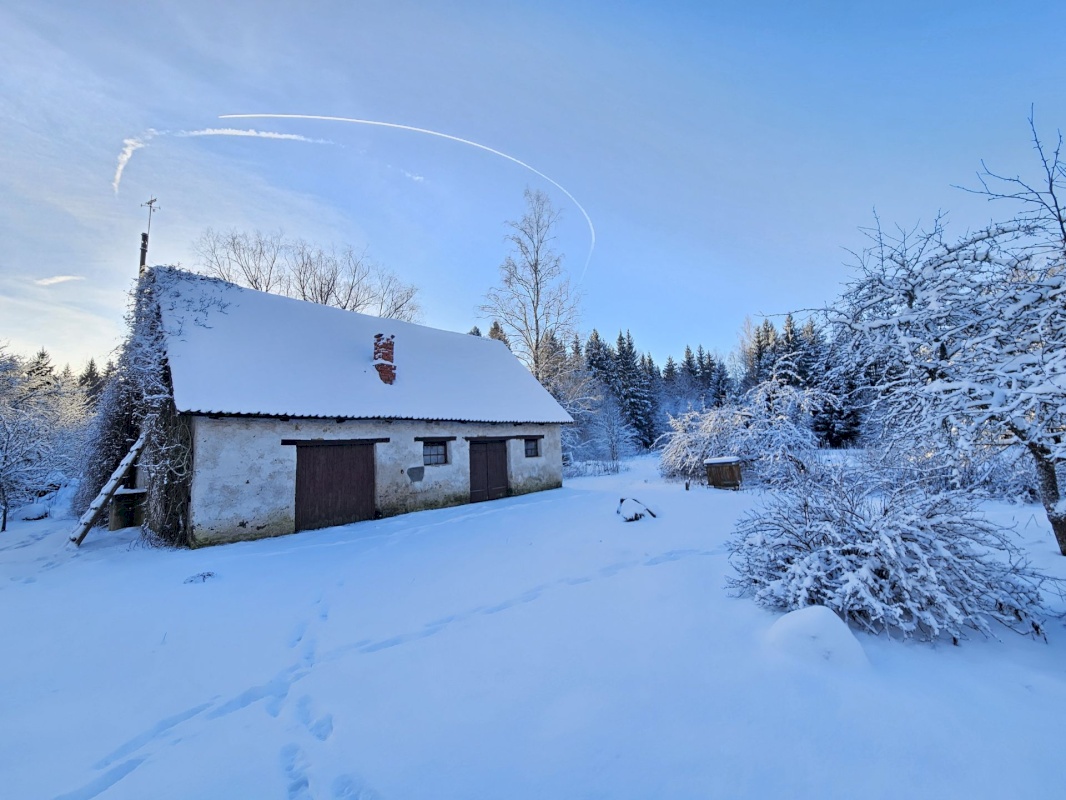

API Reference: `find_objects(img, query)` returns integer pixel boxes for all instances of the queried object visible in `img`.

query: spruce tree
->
[487,320,511,349]
[777,314,802,385]
[569,333,583,364]
[23,348,57,398]
[797,318,827,387]
[78,358,106,408]
[662,355,678,386]
[585,329,616,390]
[614,331,655,448]
[681,345,698,382]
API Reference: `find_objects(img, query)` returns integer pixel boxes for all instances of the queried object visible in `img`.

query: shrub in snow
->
[738,378,824,486]
[565,386,640,476]
[659,375,824,487]
[659,405,745,481]
[728,459,1054,643]
[1,347,88,531]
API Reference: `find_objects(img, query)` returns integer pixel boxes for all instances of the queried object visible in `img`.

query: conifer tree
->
[681,345,699,383]
[614,331,655,448]
[777,314,802,386]
[585,329,616,390]
[23,348,57,399]
[78,359,106,408]
[487,320,511,349]
[569,333,583,364]
[798,318,827,387]
[662,355,678,386]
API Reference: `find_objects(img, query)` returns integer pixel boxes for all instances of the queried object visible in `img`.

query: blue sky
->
[2,1,1065,369]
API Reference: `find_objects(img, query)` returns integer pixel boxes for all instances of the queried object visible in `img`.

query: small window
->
[423,441,448,466]
[524,438,540,458]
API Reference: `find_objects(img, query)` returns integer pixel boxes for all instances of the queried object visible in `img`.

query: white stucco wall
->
[187,416,563,546]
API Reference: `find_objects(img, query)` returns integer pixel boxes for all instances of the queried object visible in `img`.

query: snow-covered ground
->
[2,457,1064,799]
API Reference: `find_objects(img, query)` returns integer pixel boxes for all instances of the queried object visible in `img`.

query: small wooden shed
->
[704,457,742,489]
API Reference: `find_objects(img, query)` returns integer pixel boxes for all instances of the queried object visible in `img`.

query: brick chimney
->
[373,333,396,385]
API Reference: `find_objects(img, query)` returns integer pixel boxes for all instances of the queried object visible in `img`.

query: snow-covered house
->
[125,267,570,546]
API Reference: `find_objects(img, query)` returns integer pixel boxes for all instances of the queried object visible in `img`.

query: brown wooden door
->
[294,443,376,531]
[469,440,508,503]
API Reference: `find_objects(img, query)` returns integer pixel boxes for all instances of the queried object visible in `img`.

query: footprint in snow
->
[288,621,308,648]
[280,743,312,800]
[297,695,335,741]
[332,774,381,799]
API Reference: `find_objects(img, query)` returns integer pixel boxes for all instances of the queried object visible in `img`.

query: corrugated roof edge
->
[176,409,574,424]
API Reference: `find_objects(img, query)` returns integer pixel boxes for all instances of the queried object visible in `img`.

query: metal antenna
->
[142,197,159,237]
[139,197,159,276]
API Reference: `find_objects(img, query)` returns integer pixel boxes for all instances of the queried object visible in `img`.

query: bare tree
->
[194,229,286,293]
[194,230,421,322]
[482,189,580,382]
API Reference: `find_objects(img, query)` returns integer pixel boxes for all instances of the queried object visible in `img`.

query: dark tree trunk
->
[1,502,7,533]
[1028,444,1066,556]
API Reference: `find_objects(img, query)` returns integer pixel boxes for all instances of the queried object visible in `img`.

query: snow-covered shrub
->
[659,377,824,486]
[565,389,639,475]
[659,405,746,481]
[728,459,1054,643]
[1,347,89,531]
[564,459,629,478]
[738,378,823,485]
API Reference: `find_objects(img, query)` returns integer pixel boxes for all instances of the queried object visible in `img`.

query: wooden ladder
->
[69,432,146,546]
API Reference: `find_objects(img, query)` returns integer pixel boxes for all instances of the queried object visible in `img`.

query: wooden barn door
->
[469,440,509,503]
[294,443,376,531]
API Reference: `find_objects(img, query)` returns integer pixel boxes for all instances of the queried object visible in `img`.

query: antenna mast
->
[139,197,159,276]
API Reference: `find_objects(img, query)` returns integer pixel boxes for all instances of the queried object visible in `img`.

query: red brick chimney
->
[373,333,396,385]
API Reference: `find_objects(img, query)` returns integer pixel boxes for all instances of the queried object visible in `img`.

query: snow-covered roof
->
[151,267,572,424]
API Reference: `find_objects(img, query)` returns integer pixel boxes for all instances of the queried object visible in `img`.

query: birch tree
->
[482,189,580,383]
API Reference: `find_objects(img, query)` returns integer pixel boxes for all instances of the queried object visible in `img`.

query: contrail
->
[112,131,156,193]
[220,113,596,280]
[35,275,85,287]
[111,128,330,193]
[177,128,332,144]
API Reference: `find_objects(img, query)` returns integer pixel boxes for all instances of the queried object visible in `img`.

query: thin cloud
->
[35,275,85,287]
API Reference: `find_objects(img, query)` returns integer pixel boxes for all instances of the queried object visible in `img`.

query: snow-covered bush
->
[565,388,639,475]
[659,405,746,481]
[727,458,1054,643]
[1,347,89,531]
[738,378,823,485]
[659,376,823,486]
